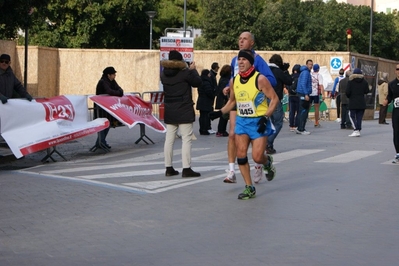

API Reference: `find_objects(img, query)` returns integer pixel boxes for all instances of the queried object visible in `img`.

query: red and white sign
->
[160,37,194,62]
[0,95,109,158]
[89,94,166,132]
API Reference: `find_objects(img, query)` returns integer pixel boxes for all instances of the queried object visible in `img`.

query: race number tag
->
[394,97,399,108]
[237,101,255,116]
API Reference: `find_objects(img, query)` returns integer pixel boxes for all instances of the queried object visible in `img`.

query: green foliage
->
[1,0,399,60]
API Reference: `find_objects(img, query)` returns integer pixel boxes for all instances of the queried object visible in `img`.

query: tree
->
[0,0,47,40]
[199,0,263,50]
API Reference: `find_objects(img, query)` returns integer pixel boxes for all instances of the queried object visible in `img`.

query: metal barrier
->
[141,91,164,120]
[135,91,164,145]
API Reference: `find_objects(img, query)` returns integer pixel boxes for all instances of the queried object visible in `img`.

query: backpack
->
[287,76,298,95]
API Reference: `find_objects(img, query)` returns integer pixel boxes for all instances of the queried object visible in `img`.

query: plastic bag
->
[330,98,337,109]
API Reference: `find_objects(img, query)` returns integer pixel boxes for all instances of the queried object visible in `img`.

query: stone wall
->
[1,40,398,119]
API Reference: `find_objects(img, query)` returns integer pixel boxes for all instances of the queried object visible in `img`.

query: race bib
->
[394,97,399,108]
[237,101,255,116]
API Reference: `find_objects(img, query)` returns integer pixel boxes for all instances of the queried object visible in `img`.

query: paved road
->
[1,118,398,265]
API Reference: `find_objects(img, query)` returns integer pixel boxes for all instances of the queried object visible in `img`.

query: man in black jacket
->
[0,54,33,104]
[264,54,292,155]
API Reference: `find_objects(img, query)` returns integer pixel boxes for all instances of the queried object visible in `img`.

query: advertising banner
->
[89,94,166,132]
[0,95,109,158]
[358,59,378,109]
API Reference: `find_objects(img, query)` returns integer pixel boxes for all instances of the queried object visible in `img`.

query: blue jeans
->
[268,101,284,147]
[298,96,310,132]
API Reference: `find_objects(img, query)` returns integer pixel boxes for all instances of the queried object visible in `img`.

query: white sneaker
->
[253,166,263,183]
[335,118,341,123]
[348,130,360,137]
[223,170,236,183]
[296,129,311,135]
[392,155,399,164]
[208,129,216,134]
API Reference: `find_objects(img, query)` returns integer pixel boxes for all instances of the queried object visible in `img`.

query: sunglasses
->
[0,60,9,64]
[396,68,399,71]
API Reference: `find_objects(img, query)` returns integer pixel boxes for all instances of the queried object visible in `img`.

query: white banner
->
[0,95,109,159]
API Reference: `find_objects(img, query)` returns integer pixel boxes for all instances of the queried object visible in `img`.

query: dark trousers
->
[199,110,211,133]
[340,104,351,127]
[336,94,341,118]
[217,116,228,133]
[289,96,300,127]
[96,127,110,145]
[392,108,399,153]
[379,104,388,124]
[348,109,365,131]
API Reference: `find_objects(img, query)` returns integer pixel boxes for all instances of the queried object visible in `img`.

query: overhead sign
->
[160,37,194,62]
[330,57,343,74]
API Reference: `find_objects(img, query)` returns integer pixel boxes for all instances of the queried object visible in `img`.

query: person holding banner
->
[94,66,124,149]
[160,50,202,178]
[0,54,33,104]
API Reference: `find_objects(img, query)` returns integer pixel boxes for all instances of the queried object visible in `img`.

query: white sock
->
[229,163,235,172]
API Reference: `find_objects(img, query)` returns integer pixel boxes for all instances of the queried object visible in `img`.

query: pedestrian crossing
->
[19,148,397,194]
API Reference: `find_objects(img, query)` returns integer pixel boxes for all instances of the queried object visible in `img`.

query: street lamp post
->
[145,11,157,50]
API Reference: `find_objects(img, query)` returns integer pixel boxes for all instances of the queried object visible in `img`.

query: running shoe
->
[263,154,276,181]
[392,155,399,164]
[348,130,360,137]
[253,165,263,183]
[223,170,236,183]
[237,185,256,200]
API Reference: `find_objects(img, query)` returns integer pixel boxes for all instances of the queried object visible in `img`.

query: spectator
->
[94,66,124,149]
[378,74,389,125]
[331,68,345,123]
[383,64,399,163]
[295,59,313,135]
[346,68,370,137]
[215,64,231,137]
[0,54,33,104]
[287,64,301,131]
[161,50,202,177]
[196,69,215,135]
[338,70,352,129]
[265,54,292,154]
[208,62,220,134]
[310,64,324,127]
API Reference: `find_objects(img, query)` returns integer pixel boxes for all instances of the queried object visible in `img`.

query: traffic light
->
[346,29,352,39]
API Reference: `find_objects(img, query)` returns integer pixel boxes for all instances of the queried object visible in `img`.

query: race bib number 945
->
[237,101,255,116]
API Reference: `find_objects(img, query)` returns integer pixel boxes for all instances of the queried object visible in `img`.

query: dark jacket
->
[346,73,369,109]
[196,74,215,112]
[296,65,312,95]
[0,66,31,99]
[287,72,300,96]
[94,74,124,122]
[339,76,350,105]
[215,75,229,109]
[210,69,218,90]
[160,60,202,124]
[268,63,292,100]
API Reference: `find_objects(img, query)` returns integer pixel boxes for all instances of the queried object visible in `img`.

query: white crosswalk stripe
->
[20,148,390,193]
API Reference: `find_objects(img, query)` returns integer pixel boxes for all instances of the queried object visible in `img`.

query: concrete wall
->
[1,40,398,119]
